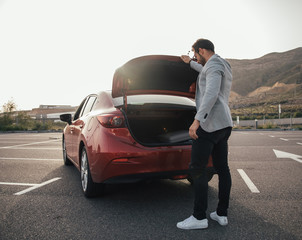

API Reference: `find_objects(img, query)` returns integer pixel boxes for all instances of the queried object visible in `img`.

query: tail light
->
[97,114,125,128]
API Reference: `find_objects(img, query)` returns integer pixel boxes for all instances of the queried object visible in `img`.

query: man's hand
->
[180,55,191,64]
[189,119,200,140]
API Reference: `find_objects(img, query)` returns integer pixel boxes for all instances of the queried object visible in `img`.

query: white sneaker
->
[210,211,228,226]
[177,215,208,230]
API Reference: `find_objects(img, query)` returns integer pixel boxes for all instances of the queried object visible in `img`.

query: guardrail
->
[234,117,302,128]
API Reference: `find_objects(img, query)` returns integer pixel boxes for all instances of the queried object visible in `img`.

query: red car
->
[60,55,214,197]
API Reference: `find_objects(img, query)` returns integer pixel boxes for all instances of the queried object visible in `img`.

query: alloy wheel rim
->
[63,140,67,160]
[81,151,88,191]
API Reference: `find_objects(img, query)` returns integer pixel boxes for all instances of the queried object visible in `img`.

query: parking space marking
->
[0,182,37,186]
[0,139,60,149]
[0,157,62,161]
[297,142,302,145]
[14,178,61,195]
[0,178,61,195]
[280,138,289,141]
[237,169,260,193]
[1,147,61,150]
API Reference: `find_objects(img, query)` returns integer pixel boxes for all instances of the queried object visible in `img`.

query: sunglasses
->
[187,50,196,60]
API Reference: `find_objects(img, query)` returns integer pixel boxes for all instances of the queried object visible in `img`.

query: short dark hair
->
[192,38,215,53]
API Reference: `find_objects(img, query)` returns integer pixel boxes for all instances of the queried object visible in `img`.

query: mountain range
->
[227,47,302,116]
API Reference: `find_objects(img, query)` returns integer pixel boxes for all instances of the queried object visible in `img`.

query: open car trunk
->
[112,55,198,99]
[124,103,196,146]
[112,55,199,146]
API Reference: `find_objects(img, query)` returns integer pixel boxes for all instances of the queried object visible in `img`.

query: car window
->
[73,98,87,121]
[80,96,97,117]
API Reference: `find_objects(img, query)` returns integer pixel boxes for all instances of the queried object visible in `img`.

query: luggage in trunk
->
[125,104,196,146]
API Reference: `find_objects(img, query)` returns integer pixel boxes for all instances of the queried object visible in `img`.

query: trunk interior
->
[125,103,196,146]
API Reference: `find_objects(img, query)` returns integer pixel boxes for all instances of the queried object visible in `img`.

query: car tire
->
[62,136,72,166]
[81,146,105,198]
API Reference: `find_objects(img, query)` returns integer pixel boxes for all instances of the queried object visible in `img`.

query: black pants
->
[190,126,232,220]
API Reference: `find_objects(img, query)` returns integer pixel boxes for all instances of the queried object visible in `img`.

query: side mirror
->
[60,114,72,125]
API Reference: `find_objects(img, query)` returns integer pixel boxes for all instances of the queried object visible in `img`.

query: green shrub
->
[0,113,65,132]
[293,112,302,118]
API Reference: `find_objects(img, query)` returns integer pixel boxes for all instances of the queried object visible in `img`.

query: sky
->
[0,0,301,111]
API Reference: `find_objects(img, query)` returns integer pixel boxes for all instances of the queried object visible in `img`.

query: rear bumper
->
[87,127,213,183]
[90,148,213,183]
[103,169,191,183]
[92,147,192,183]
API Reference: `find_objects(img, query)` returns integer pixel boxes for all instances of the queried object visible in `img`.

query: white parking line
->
[0,157,62,161]
[280,138,289,141]
[0,139,60,149]
[0,177,61,195]
[16,178,61,195]
[237,169,260,193]
[0,182,36,186]
[1,147,61,150]
[297,142,302,145]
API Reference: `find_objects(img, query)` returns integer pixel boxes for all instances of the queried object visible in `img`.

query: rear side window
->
[81,96,97,117]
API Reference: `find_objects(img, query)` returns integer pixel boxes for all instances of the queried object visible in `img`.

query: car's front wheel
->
[80,146,104,197]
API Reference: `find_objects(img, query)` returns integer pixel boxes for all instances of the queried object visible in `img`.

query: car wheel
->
[80,146,104,198]
[62,137,72,166]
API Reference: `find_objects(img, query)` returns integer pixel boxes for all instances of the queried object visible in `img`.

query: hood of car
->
[112,55,198,98]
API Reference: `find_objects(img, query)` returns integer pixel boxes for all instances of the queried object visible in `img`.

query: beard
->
[198,54,206,66]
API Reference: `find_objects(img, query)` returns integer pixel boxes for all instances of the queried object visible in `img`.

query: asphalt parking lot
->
[0,131,301,240]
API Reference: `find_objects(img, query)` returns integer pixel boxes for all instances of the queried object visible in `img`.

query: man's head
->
[192,38,215,65]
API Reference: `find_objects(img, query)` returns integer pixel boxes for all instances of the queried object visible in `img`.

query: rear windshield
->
[112,94,195,108]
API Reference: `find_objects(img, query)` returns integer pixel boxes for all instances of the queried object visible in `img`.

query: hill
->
[228,47,302,96]
[227,47,302,119]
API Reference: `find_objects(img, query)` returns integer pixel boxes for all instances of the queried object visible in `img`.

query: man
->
[177,38,233,230]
